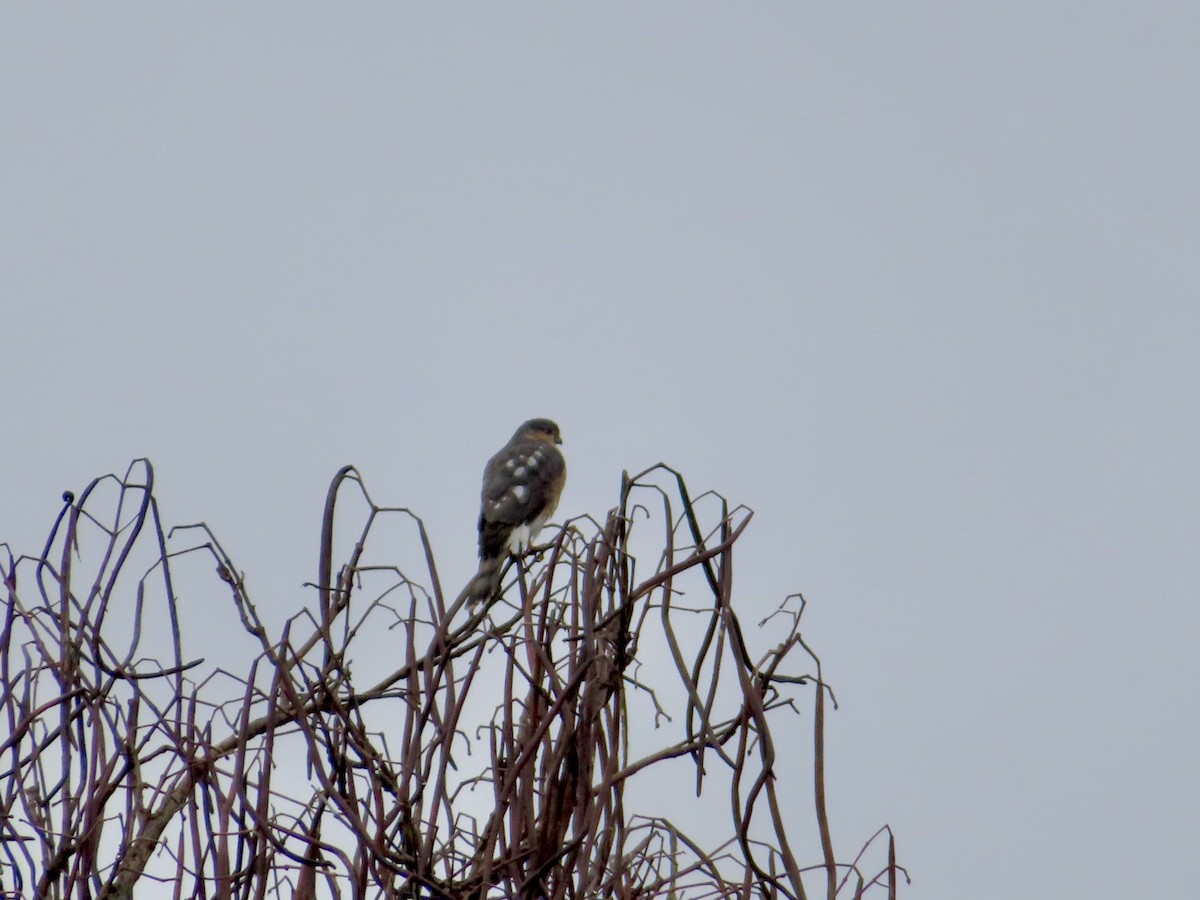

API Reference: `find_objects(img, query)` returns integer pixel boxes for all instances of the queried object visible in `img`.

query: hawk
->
[467,418,566,605]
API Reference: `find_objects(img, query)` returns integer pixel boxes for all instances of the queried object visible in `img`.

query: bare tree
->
[0,459,906,898]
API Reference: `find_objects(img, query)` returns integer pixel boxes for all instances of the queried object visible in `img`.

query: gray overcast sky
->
[2,4,1198,897]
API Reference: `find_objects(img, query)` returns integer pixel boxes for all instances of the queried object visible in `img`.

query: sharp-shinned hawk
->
[467,418,566,605]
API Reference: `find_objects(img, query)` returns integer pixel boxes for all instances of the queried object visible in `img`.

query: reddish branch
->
[0,459,906,898]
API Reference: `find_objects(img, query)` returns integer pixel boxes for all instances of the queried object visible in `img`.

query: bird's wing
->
[480,437,565,527]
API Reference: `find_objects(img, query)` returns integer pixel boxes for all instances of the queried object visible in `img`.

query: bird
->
[466,418,566,606]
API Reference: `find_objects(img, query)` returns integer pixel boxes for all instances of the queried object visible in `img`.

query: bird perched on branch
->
[467,418,566,606]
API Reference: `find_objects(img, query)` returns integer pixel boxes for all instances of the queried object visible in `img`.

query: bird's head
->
[516,418,563,446]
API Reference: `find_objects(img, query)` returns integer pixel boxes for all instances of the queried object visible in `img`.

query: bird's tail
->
[465,552,505,607]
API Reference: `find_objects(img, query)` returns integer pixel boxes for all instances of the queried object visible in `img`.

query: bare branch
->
[0,460,902,898]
